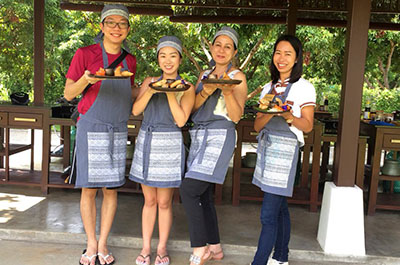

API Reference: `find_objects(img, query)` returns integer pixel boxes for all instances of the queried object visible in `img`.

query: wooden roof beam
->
[170,15,286,24]
[62,0,400,13]
[170,15,400,31]
[60,2,173,16]
[67,0,288,10]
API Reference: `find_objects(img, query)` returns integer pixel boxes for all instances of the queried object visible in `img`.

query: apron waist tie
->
[142,126,154,180]
[194,125,208,165]
[256,129,272,177]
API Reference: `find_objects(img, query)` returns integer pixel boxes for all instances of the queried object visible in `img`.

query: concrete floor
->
[2,239,389,265]
[1,129,400,264]
[1,185,400,265]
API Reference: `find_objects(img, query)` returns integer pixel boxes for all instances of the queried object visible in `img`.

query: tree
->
[364,30,400,90]
[1,1,400,115]
[0,0,34,99]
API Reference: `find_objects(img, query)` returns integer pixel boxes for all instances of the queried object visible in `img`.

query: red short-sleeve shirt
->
[66,43,137,115]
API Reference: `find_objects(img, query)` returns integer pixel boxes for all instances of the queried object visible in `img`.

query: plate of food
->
[89,66,133,80]
[253,94,291,114]
[149,79,190,92]
[253,105,290,114]
[201,72,242,85]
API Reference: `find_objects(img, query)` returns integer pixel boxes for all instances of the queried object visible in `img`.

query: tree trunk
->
[240,35,265,71]
[375,40,396,90]
[364,76,375,89]
[247,86,263,100]
[385,40,396,89]
[183,47,201,73]
[247,60,260,80]
[201,37,212,62]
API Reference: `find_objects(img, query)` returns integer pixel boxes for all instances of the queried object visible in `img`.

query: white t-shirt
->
[259,77,316,146]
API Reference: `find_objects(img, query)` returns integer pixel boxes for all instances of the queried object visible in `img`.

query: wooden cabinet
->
[0,112,7,126]
[8,113,43,128]
[382,134,400,149]
[127,119,141,135]
[232,119,258,206]
[0,104,50,193]
[360,122,400,215]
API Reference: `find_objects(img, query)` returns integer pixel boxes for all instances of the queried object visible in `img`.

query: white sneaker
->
[269,258,289,265]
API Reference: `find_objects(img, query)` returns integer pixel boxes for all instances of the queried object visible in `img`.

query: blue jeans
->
[252,192,291,265]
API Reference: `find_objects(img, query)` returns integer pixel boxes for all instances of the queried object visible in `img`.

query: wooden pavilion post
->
[286,0,298,35]
[317,0,370,255]
[34,0,45,105]
[333,0,371,186]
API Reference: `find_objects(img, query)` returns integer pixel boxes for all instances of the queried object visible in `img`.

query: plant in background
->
[1,2,399,109]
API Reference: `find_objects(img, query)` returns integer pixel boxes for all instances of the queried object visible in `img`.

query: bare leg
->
[155,188,174,264]
[80,188,98,265]
[136,184,157,264]
[97,188,117,265]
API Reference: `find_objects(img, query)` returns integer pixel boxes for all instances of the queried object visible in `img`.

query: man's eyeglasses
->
[103,21,130,29]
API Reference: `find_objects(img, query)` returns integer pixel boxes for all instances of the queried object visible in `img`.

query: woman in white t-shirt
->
[250,35,316,265]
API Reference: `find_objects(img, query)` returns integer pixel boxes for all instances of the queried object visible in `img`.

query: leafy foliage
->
[0,0,34,100]
[0,1,399,115]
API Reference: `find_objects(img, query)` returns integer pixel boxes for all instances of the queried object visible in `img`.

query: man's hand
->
[84,70,101,85]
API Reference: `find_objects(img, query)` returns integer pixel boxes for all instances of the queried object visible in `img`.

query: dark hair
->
[269,34,303,84]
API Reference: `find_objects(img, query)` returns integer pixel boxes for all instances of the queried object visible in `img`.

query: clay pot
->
[393,110,400,121]
[242,152,257,168]
[126,143,134,159]
[381,159,400,176]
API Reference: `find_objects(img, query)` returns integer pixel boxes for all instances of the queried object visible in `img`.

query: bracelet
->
[286,117,294,123]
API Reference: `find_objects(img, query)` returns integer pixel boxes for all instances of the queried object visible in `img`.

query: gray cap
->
[101,4,129,22]
[213,26,239,48]
[157,36,183,55]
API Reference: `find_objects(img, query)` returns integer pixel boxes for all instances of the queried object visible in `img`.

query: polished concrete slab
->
[4,239,393,265]
[1,129,400,264]
[1,184,400,265]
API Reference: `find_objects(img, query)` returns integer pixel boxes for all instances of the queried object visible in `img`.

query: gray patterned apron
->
[75,42,133,188]
[185,67,239,184]
[252,83,300,197]
[129,76,184,188]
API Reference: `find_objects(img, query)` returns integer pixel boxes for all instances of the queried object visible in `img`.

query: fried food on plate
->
[121,71,133,77]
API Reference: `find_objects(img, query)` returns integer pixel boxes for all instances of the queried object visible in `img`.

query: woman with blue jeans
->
[251,35,316,265]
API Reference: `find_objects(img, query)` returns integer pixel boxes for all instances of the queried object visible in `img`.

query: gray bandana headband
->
[213,26,239,48]
[157,36,183,55]
[101,4,129,22]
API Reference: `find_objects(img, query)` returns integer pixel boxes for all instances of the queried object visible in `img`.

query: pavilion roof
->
[60,0,400,29]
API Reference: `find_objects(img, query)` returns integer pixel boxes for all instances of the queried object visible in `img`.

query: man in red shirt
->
[64,4,137,265]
